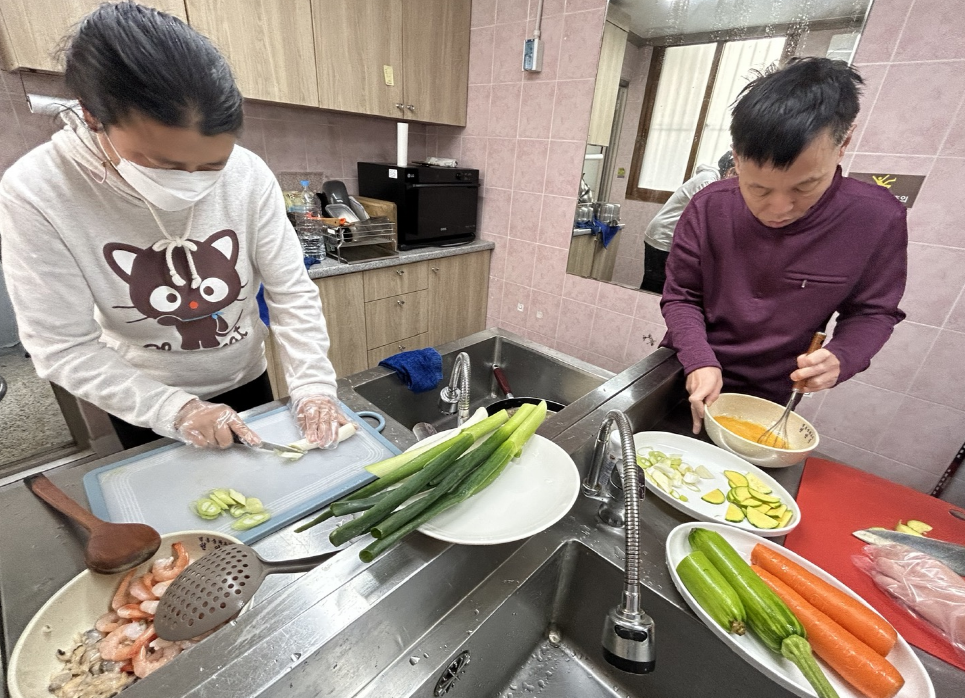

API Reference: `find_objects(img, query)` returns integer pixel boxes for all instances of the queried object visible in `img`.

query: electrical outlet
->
[536,310,544,319]
[517,303,525,313]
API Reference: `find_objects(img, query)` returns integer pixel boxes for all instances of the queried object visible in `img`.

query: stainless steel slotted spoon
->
[154,543,339,641]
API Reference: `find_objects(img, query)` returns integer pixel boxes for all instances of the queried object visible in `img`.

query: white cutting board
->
[83,405,398,543]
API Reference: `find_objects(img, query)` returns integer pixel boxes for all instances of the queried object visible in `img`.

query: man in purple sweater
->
[660,58,908,433]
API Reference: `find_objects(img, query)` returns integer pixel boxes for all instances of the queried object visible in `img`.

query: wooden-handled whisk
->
[758,332,827,448]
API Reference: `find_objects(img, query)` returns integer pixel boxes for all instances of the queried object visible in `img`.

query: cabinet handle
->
[396,269,405,276]
[397,299,406,306]
[406,104,415,111]
[395,103,405,110]
[399,345,405,351]
[431,267,440,272]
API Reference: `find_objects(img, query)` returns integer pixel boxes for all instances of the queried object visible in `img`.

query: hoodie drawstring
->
[147,205,202,289]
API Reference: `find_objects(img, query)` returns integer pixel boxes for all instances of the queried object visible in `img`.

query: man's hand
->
[686,366,723,434]
[790,348,840,392]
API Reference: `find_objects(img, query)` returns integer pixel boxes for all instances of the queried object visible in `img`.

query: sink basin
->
[350,535,796,698]
[350,331,613,431]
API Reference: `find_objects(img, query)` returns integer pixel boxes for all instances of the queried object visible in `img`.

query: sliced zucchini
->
[701,489,726,505]
[724,503,745,523]
[724,470,748,488]
[746,507,779,530]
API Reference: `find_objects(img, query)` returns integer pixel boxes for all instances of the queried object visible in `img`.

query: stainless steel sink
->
[346,330,614,431]
[347,521,794,698]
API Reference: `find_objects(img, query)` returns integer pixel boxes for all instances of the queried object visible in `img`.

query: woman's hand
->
[291,395,350,449]
[686,366,723,434]
[174,398,261,449]
[790,348,840,392]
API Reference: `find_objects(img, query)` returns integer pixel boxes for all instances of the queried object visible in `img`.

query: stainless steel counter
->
[1,346,962,698]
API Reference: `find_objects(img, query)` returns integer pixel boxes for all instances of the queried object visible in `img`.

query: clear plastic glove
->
[173,398,261,449]
[291,395,349,449]
[853,543,965,659]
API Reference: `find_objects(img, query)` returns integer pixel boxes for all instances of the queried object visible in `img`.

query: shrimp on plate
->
[151,542,190,581]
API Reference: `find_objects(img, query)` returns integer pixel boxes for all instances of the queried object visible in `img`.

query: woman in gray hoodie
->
[0,3,346,450]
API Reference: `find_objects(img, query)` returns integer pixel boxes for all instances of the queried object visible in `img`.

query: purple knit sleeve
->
[825,209,908,383]
[660,204,721,374]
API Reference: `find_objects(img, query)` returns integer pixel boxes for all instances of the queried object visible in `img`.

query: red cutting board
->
[784,458,965,670]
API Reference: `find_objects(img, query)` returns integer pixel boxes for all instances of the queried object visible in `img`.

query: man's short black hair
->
[730,57,863,169]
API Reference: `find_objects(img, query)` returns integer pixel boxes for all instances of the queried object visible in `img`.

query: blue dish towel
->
[379,348,443,393]
[591,217,620,248]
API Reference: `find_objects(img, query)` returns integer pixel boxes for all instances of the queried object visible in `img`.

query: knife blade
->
[232,433,305,456]
[852,529,965,575]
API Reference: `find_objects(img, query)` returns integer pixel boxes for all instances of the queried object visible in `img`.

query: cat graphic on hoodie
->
[104,229,247,350]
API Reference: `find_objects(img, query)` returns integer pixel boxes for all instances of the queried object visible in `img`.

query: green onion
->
[329,433,474,547]
[231,511,271,530]
[372,404,535,539]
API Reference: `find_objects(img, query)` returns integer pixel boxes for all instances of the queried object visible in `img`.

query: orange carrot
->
[751,543,898,656]
[752,565,904,698]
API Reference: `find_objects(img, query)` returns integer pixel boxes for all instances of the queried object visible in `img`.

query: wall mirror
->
[568,0,874,294]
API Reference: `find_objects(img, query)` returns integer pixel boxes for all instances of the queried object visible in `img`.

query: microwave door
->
[408,183,478,242]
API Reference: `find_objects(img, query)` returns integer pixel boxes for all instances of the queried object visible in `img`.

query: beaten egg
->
[713,415,789,450]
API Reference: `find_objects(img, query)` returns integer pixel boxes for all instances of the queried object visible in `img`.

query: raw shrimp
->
[111,569,137,611]
[132,625,180,680]
[98,621,146,662]
[151,580,171,597]
[151,542,189,581]
[95,610,123,634]
[117,604,152,620]
[129,572,156,602]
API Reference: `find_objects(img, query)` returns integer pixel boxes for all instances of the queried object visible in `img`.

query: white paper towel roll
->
[396,122,408,167]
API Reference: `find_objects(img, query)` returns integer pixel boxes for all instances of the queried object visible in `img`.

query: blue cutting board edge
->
[82,403,400,544]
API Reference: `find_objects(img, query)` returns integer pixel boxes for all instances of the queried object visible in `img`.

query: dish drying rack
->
[322,216,398,264]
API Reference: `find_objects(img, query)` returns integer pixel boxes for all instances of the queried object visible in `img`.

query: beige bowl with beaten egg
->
[8,530,240,698]
[704,393,819,468]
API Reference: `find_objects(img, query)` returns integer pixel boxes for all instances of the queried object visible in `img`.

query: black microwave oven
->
[357,162,479,250]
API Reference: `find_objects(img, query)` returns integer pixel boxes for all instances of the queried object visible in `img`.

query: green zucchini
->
[676,551,746,635]
[689,528,839,698]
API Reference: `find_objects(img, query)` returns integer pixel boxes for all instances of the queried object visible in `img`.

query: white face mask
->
[101,132,225,211]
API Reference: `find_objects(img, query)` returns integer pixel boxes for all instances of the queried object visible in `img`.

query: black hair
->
[63,1,243,135]
[730,57,863,169]
[717,150,734,177]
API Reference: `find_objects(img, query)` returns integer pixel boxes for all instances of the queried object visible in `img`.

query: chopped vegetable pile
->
[191,488,271,531]
[636,449,794,530]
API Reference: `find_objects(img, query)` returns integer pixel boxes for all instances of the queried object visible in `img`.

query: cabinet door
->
[401,0,470,126]
[0,1,186,71]
[312,0,404,118]
[364,290,429,348]
[315,274,369,379]
[586,19,629,147]
[367,331,429,368]
[186,0,318,107]
[427,251,490,347]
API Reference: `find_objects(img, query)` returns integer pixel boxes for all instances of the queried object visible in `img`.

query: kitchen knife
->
[232,434,305,456]
[852,528,965,575]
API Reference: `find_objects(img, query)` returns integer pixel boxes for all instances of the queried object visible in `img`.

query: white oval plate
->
[634,432,801,537]
[8,530,241,698]
[666,522,934,698]
[417,434,580,545]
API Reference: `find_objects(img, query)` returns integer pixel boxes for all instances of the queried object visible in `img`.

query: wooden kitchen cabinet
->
[313,0,469,126]
[586,10,629,147]
[401,0,470,126]
[186,0,318,107]
[312,0,404,118]
[0,0,187,71]
[267,251,490,398]
[427,251,489,346]
[364,290,429,348]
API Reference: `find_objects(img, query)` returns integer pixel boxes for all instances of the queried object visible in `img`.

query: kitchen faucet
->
[582,410,656,675]
[438,351,471,426]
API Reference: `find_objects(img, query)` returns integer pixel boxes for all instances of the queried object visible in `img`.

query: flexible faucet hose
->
[609,410,642,612]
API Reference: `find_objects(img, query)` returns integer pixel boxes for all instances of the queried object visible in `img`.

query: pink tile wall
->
[475,0,965,493]
[0,70,463,200]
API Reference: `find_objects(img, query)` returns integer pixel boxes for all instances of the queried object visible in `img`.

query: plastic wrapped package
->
[853,543,965,659]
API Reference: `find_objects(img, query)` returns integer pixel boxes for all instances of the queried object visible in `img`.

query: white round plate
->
[666,522,934,698]
[417,435,580,545]
[634,432,801,537]
[8,530,241,698]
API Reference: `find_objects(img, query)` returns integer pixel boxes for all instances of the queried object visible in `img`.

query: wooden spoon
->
[26,474,161,575]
